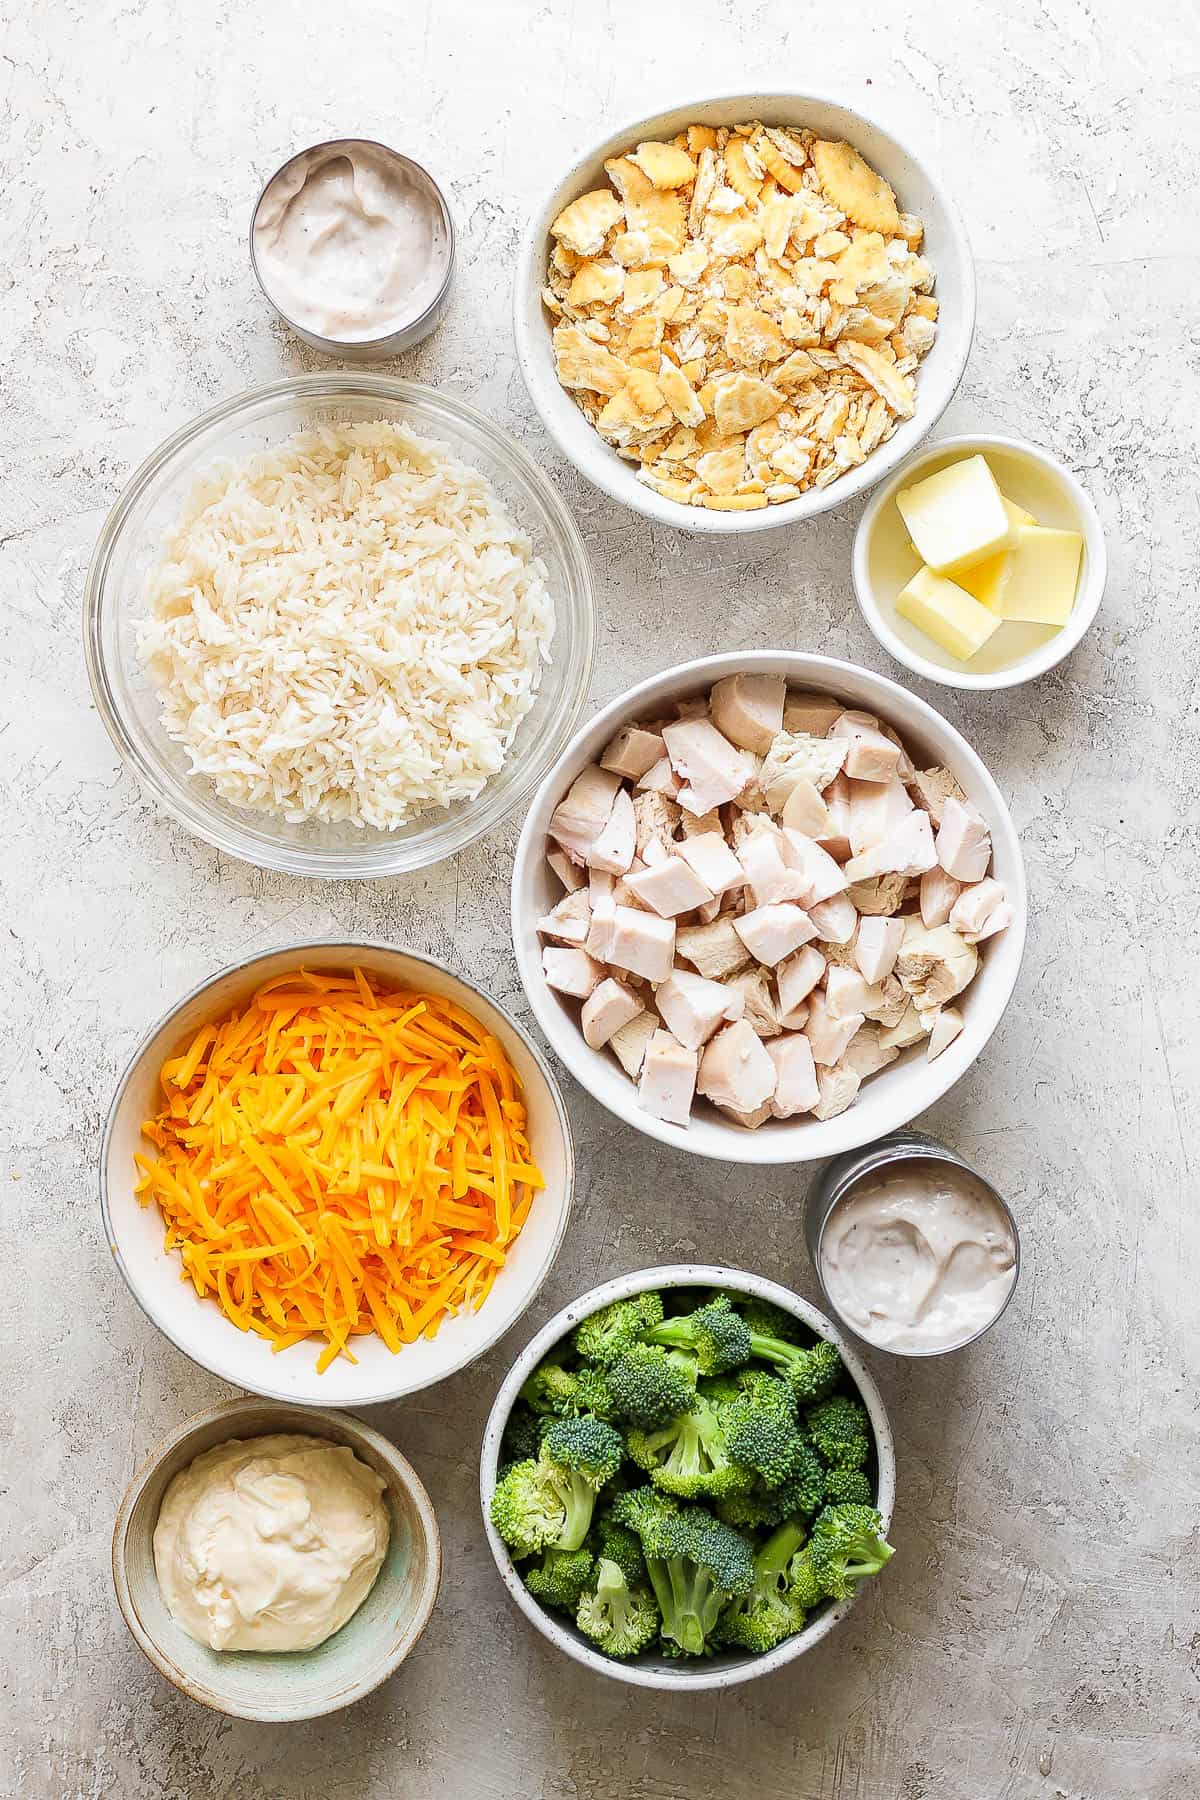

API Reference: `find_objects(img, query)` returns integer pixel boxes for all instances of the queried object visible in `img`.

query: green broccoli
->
[524,1546,595,1613]
[539,1416,625,1550]
[627,1391,753,1500]
[608,1344,696,1428]
[786,1545,823,1612]
[520,1358,582,1416]
[823,1466,874,1506]
[807,1503,894,1602]
[573,1291,665,1368]
[489,1458,569,1558]
[499,1402,545,1472]
[746,1329,843,1403]
[612,1486,755,1657]
[714,1432,827,1530]
[720,1372,806,1488]
[806,1394,871,1470]
[593,1513,646,1586]
[571,1366,618,1421]
[644,1293,752,1376]
[575,1557,660,1658]
[716,1518,809,1654]
[734,1296,804,1343]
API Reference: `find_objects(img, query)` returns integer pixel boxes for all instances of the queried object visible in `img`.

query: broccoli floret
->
[747,1329,843,1403]
[786,1545,823,1612]
[645,1294,752,1376]
[524,1546,595,1613]
[806,1394,871,1470]
[499,1402,545,1472]
[593,1514,646,1586]
[823,1466,874,1506]
[627,1392,753,1500]
[734,1296,804,1343]
[721,1372,806,1489]
[716,1431,828,1529]
[575,1557,661,1658]
[716,1518,809,1654]
[696,1373,744,1408]
[714,1487,782,1531]
[538,1417,625,1550]
[608,1344,697,1428]
[571,1366,617,1420]
[807,1504,894,1602]
[573,1291,665,1368]
[520,1359,582,1416]
[611,1486,755,1657]
[489,1458,568,1558]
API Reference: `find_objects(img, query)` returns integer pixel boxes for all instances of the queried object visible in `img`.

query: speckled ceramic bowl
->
[479,1264,895,1691]
[113,1398,441,1720]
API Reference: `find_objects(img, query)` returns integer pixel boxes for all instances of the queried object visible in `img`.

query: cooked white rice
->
[137,419,554,830]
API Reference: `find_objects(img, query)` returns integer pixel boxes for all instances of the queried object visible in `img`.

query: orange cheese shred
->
[135,967,545,1368]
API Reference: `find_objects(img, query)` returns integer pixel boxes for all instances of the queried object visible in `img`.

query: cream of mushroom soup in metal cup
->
[250,139,454,356]
[804,1129,1020,1356]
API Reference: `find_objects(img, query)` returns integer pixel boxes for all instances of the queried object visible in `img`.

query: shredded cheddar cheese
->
[135,967,545,1370]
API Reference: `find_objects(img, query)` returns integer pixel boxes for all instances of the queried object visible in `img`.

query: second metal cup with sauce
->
[804,1129,1021,1358]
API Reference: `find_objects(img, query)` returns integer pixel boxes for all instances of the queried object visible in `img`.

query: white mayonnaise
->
[819,1165,1016,1353]
[153,1434,390,1652]
[252,142,449,343]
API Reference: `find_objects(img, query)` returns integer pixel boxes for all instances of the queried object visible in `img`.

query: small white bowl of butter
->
[112,1399,440,1720]
[853,434,1106,689]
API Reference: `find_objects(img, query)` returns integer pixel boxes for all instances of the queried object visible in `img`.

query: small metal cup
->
[249,138,455,359]
[804,1129,1021,1357]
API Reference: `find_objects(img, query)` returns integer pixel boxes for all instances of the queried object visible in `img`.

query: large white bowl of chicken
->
[511,653,1025,1164]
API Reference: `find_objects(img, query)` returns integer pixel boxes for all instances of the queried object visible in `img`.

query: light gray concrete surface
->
[2,1,1197,1795]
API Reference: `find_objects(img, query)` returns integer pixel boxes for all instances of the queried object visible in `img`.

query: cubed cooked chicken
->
[536,680,1012,1128]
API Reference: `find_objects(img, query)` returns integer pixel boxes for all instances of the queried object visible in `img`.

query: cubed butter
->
[896,455,1012,577]
[896,565,1002,662]
[957,497,1039,611]
[996,524,1083,625]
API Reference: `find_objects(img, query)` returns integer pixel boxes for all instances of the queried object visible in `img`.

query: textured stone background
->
[3,1,1198,1795]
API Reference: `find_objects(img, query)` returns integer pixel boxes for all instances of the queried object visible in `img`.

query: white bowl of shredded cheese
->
[85,376,594,876]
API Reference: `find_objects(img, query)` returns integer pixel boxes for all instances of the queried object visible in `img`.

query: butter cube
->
[957,498,1038,611]
[896,566,1002,662]
[896,455,1012,577]
[996,525,1083,625]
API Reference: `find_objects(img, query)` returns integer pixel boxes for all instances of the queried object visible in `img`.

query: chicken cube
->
[542,945,605,998]
[624,855,714,918]
[862,974,908,1028]
[696,895,723,924]
[639,1030,698,1125]
[586,788,637,875]
[636,755,682,797]
[817,772,854,863]
[697,1020,778,1115]
[733,902,818,967]
[779,830,849,906]
[843,1025,899,1079]
[710,672,786,754]
[760,730,847,808]
[548,765,621,862]
[845,873,909,916]
[548,849,586,892]
[607,906,676,982]
[920,864,963,928]
[656,969,738,1051]
[777,944,826,1025]
[812,1062,863,1119]
[879,1003,930,1050]
[854,916,904,984]
[675,832,746,896]
[766,1033,820,1117]
[537,887,592,946]
[783,690,844,736]
[848,776,913,855]
[680,804,725,837]
[908,765,967,827]
[661,717,753,815]
[718,1100,775,1131]
[632,789,681,858]
[830,711,902,783]
[781,777,831,838]
[724,966,780,1038]
[738,827,809,907]
[676,917,752,981]
[610,1010,658,1079]
[949,878,1007,940]
[935,797,992,883]
[825,964,883,1020]
[804,988,864,1066]
[843,809,937,882]
[806,892,859,945]
[926,1006,965,1061]
[895,920,979,1014]
[581,979,644,1049]
[586,889,616,961]
[600,724,665,781]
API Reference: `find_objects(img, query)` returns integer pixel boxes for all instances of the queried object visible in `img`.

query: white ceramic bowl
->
[102,942,575,1405]
[514,92,975,534]
[853,434,1107,690]
[113,1398,440,1720]
[512,652,1026,1164]
[479,1264,895,1690]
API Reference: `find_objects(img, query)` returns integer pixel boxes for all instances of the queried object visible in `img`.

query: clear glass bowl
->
[84,375,595,877]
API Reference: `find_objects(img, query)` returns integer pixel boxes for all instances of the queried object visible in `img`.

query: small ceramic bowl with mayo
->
[251,139,454,357]
[805,1129,1020,1356]
[113,1398,441,1720]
